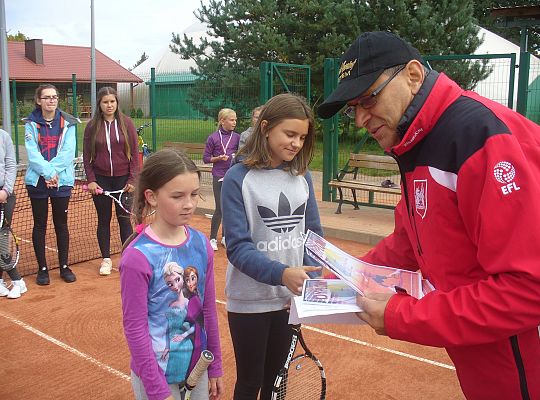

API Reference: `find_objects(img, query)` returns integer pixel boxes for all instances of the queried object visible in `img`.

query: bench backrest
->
[162,142,206,154]
[349,153,399,172]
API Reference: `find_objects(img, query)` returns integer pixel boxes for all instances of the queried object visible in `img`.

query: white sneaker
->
[221,237,226,248]
[0,279,9,297]
[210,239,218,251]
[99,258,112,276]
[7,279,27,299]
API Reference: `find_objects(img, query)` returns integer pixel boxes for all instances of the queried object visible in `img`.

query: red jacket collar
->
[392,73,464,156]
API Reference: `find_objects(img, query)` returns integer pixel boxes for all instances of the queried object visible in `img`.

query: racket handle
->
[185,350,214,390]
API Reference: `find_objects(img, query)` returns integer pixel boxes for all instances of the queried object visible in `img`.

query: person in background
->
[83,86,139,276]
[239,106,263,149]
[24,84,78,285]
[203,108,240,251]
[0,128,27,299]
[120,149,223,400]
[222,93,322,399]
[317,31,540,400]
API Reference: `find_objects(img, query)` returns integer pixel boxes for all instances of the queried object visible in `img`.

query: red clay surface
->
[0,215,464,399]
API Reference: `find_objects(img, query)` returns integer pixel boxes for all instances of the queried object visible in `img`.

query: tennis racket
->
[180,349,214,400]
[271,325,326,400]
[0,205,20,272]
[82,185,134,215]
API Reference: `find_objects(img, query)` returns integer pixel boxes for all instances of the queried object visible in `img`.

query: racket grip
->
[185,350,214,390]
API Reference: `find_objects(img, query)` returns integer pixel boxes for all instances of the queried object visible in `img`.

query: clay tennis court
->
[0,212,464,399]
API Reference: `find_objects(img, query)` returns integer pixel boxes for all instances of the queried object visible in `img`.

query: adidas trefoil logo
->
[257,192,305,233]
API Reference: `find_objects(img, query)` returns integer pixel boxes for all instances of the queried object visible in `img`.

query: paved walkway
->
[197,171,395,245]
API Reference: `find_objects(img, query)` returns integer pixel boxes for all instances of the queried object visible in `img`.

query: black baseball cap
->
[317,31,423,119]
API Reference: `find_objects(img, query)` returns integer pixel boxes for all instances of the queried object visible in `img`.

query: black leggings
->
[92,175,133,258]
[30,196,70,269]
[0,194,21,281]
[228,310,293,400]
[210,176,223,240]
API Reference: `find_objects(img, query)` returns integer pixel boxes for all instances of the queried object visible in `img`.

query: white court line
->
[1,299,453,385]
[0,310,131,381]
[217,299,455,371]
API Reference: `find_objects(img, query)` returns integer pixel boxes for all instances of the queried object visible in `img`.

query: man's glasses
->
[40,95,59,101]
[343,65,406,119]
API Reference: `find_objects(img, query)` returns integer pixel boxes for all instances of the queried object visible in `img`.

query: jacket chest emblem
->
[414,179,428,219]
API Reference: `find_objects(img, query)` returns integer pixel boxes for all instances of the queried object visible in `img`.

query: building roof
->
[1,41,142,83]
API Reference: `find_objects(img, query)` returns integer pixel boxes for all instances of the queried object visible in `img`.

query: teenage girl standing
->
[120,149,223,400]
[203,108,240,251]
[83,86,139,275]
[24,84,78,285]
[221,93,323,399]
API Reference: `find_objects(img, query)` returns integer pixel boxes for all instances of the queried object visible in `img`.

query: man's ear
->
[405,60,426,95]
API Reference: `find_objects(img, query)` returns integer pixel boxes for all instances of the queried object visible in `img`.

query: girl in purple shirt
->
[119,149,223,400]
[203,108,240,251]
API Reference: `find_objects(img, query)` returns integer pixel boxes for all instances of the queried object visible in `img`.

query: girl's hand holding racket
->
[282,266,321,296]
[123,182,135,193]
[85,181,102,195]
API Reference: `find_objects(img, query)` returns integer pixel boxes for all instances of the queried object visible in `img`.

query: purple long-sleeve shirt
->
[120,225,222,400]
[203,128,240,178]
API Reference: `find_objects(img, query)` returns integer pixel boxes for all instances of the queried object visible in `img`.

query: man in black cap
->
[319,31,540,400]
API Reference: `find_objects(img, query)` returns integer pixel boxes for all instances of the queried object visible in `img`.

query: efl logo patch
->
[493,161,520,195]
[414,180,428,219]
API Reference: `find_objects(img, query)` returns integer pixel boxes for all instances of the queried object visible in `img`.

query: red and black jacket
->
[363,72,540,400]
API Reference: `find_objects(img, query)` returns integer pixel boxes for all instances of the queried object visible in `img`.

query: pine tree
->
[171,0,493,115]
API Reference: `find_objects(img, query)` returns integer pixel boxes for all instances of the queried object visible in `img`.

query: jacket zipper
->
[510,335,530,400]
[387,151,424,256]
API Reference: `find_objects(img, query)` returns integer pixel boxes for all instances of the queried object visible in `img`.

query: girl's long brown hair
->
[122,149,201,251]
[87,87,132,162]
[238,93,315,175]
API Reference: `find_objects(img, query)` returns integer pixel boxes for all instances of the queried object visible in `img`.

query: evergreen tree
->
[171,0,492,116]
[130,52,149,71]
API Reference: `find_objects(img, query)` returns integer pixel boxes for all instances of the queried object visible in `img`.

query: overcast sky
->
[5,0,204,69]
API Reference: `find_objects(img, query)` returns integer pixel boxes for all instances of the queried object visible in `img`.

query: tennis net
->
[11,158,123,277]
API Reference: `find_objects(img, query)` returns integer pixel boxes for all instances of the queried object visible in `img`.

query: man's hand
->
[356,292,394,336]
[282,266,322,295]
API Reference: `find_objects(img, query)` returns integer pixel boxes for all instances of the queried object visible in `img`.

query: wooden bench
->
[162,142,213,173]
[328,153,401,213]
[78,105,92,119]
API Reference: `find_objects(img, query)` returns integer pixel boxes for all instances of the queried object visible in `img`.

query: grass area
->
[12,118,385,174]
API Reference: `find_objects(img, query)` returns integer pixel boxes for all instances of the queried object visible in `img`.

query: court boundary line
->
[216,299,455,371]
[0,310,131,381]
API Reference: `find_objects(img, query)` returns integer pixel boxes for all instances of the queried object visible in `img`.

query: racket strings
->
[0,228,18,270]
[275,355,324,399]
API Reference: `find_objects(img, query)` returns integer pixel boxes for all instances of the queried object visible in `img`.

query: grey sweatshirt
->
[0,129,17,195]
[222,162,323,313]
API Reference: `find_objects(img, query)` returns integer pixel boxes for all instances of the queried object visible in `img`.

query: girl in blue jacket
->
[24,84,78,285]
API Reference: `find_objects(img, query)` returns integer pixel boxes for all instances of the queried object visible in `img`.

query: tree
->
[7,31,29,41]
[473,1,539,56]
[130,52,149,71]
[171,0,491,116]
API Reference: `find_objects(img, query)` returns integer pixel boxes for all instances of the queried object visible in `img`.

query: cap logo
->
[339,59,357,80]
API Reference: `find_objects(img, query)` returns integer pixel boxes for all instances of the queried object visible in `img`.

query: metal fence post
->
[259,62,271,104]
[150,67,157,151]
[516,51,530,116]
[322,58,339,202]
[72,73,78,156]
[11,79,19,163]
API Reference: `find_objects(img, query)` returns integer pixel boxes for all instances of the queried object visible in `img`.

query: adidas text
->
[256,235,304,252]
